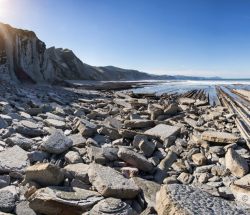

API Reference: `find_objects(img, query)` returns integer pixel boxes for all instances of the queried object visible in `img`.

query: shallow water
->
[131,80,250,105]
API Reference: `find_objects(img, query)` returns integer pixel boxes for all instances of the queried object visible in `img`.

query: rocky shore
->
[0,80,249,215]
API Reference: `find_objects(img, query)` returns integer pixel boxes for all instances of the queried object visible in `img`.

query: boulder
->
[0,186,18,213]
[201,131,238,144]
[191,153,207,166]
[144,124,180,141]
[41,130,73,154]
[6,134,35,150]
[64,163,89,183]
[25,163,64,186]
[88,163,140,199]
[225,148,249,177]
[155,184,248,215]
[230,184,250,206]
[14,120,44,137]
[0,145,29,173]
[118,147,154,172]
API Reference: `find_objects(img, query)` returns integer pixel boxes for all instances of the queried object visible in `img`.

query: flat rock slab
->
[88,163,140,199]
[118,147,154,172]
[28,186,103,215]
[144,124,180,141]
[201,131,238,144]
[0,145,29,173]
[156,184,248,215]
[64,163,89,183]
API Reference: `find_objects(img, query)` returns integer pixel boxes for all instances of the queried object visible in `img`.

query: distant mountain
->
[0,23,221,84]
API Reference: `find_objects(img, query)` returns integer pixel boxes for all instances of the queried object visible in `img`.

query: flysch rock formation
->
[0,22,173,84]
[0,80,249,215]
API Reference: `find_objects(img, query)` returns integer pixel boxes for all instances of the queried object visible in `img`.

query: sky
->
[0,0,250,78]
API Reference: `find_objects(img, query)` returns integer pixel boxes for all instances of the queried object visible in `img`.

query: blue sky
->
[0,0,250,78]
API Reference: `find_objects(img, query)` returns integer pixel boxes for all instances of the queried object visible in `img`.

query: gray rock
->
[156,184,248,215]
[41,130,73,154]
[234,174,250,187]
[89,198,137,215]
[0,145,29,173]
[0,117,8,129]
[178,98,196,105]
[0,186,17,213]
[75,119,97,137]
[0,175,10,189]
[14,120,44,137]
[144,124,180,141]
[118,147,154,172]
[27,151,50,163]
[177,172,194,184]
[44,119,66,129]
[6,134,35,150]
[69,133,86,147]
[88,163,140,199]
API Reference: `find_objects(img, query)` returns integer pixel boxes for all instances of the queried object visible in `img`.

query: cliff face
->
[0,23,169,84]
[0,23,55,83]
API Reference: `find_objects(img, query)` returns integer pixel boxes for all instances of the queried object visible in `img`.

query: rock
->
[144,124,180,141]
[0,117,8,129]
[64,163,89,183]
[177,172,193,184]
[192,153,207,166]
[0,145,28,173]
[44,119,66,129]
[201,131,238,144]
[88,163,140,199]
[75,119,97,137]
[155,184,248,215]
[87,146,106,164]
[6,134,35,150]
[69,133,86,147]
[124,120,155,129]
[164,103,178,115]
[41,130,73,154]
[0,175,10,189]
[27,151,50,163]
[154,151,178,183]
[132,177,160,207]
[0,186,18,213]
[25,163,64,186]
[65,151,82,164]
[118,147,154,172]
[139,139,156,157]
[225,148,249,177]
[179,97,196,105]
[15,201,36,215]
[234,174,250,187]
[121,167,139,178]
[14,120,44,137]
[28,186,103,215]
[89,197,136,215]
[230,184,250,206]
